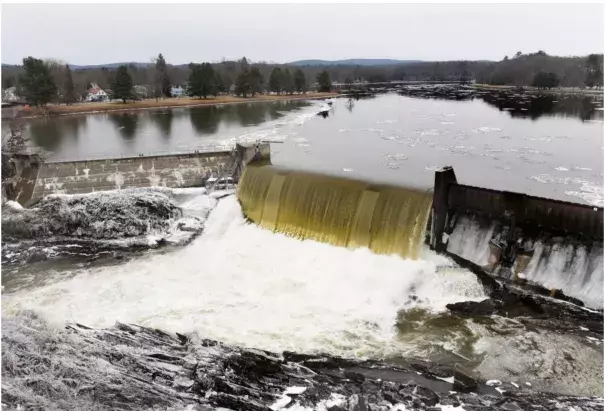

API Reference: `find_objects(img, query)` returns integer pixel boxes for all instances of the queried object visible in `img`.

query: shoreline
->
[472,83,604,96]
[13,92,340,119]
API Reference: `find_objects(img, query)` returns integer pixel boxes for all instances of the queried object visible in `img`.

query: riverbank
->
[13,92,340,119]
[473,83,604,96]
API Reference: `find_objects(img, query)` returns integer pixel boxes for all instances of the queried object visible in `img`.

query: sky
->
[2,3,603,65]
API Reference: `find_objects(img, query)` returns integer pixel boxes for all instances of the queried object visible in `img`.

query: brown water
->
[237,164,432,259]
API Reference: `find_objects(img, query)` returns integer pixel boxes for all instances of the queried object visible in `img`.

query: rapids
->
[2,190,603,396]
[2,194,486,359]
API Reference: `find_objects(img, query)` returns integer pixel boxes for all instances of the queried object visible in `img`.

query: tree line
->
[4,54,333,106]
[3,51,602,106]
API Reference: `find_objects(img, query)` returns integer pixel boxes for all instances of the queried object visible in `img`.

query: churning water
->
[3,191,603,395]
[3,92,603,396]
[2,193,485,359]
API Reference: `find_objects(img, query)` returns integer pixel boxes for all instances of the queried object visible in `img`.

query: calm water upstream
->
[4,92,603,204]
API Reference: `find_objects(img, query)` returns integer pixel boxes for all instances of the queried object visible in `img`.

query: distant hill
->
[3,59,425,70]
[288,59,423,66]
[69,62,150,70]
[2,62,150,70]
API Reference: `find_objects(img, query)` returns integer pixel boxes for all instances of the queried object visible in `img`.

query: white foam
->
[446,215,495,267]
[523,241,604,308]
[4,201,23,211]
[3,196,485,359]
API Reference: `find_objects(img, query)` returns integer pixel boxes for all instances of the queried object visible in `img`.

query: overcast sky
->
[2,3,603,65]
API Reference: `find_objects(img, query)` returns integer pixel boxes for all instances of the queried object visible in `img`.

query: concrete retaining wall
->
[30,151,235,204]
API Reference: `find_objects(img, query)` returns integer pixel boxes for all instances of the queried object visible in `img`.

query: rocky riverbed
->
[2,310,603,411]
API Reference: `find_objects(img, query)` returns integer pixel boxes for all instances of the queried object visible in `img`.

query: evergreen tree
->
[187,63,216,98]
[155,53,171,98]
[215,71,227,94]
[111,65,134,103]
[585,54,604,89]
[532,71,559,89]
[235,57,252,97]
[269,67,283,94]
[235,68,250,97]
[294,69,307,93]
[316,70,332,92]
[19,57,57,106]
[282,69,294,95]
[249,67,264,96]
[63,64,77,105]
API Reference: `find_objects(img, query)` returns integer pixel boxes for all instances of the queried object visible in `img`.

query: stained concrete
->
[29,151,236,204]
[24,143,272,205]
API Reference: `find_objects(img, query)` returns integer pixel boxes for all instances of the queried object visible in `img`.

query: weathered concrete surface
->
[447,183,603,239]
[30,151,236,204]
[2,153,41,206]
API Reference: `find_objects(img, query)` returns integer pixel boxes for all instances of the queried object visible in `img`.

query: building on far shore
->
[85,83,109,102]
[170,85,185,98]
[133,85,151,99]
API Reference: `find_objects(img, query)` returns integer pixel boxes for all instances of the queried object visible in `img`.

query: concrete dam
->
[3,142,603,307]
[3,144,269,206]
[235,149,604,309]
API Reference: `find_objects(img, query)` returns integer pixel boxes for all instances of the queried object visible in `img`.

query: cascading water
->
[446,213,605,309]
[522,240,604,308]
[237,165,433,260]
[2,188,603,397]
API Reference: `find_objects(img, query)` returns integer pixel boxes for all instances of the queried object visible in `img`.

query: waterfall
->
[445,212,604,309]
[237,165,432,260]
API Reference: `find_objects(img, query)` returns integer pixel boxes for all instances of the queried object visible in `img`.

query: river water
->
[5,92,603,205]
[2,92,604,396]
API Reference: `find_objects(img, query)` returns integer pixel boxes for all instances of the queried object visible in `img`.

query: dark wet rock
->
[453,365,479,392]
[2,311,603,411]
[444,251,604,339]
[447,287,604,339]
[448,299,498,316]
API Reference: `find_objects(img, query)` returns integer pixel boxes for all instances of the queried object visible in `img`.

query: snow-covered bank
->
[1,188,217,264]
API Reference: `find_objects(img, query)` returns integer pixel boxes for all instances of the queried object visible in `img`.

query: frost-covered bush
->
[2,189,182,240]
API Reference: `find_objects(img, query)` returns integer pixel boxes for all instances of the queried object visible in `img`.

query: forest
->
[2,51,602,105]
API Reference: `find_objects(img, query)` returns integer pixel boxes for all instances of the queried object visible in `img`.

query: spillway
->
[237,165,432,260]
[236,162,604,309]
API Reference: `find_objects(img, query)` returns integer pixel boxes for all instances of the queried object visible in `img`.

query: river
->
[4,92,603,205]
[2,91,604,397]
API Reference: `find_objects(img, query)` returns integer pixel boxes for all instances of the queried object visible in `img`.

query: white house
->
[85,83,109,102]
[133,85,150,99]
[170,85,185,98]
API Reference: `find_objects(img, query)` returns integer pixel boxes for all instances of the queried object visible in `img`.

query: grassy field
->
[17,92,339,118]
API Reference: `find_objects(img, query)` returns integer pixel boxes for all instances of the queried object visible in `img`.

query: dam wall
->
[429,167,604,308]
[8,143,270,206]
[430,167,603,250]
